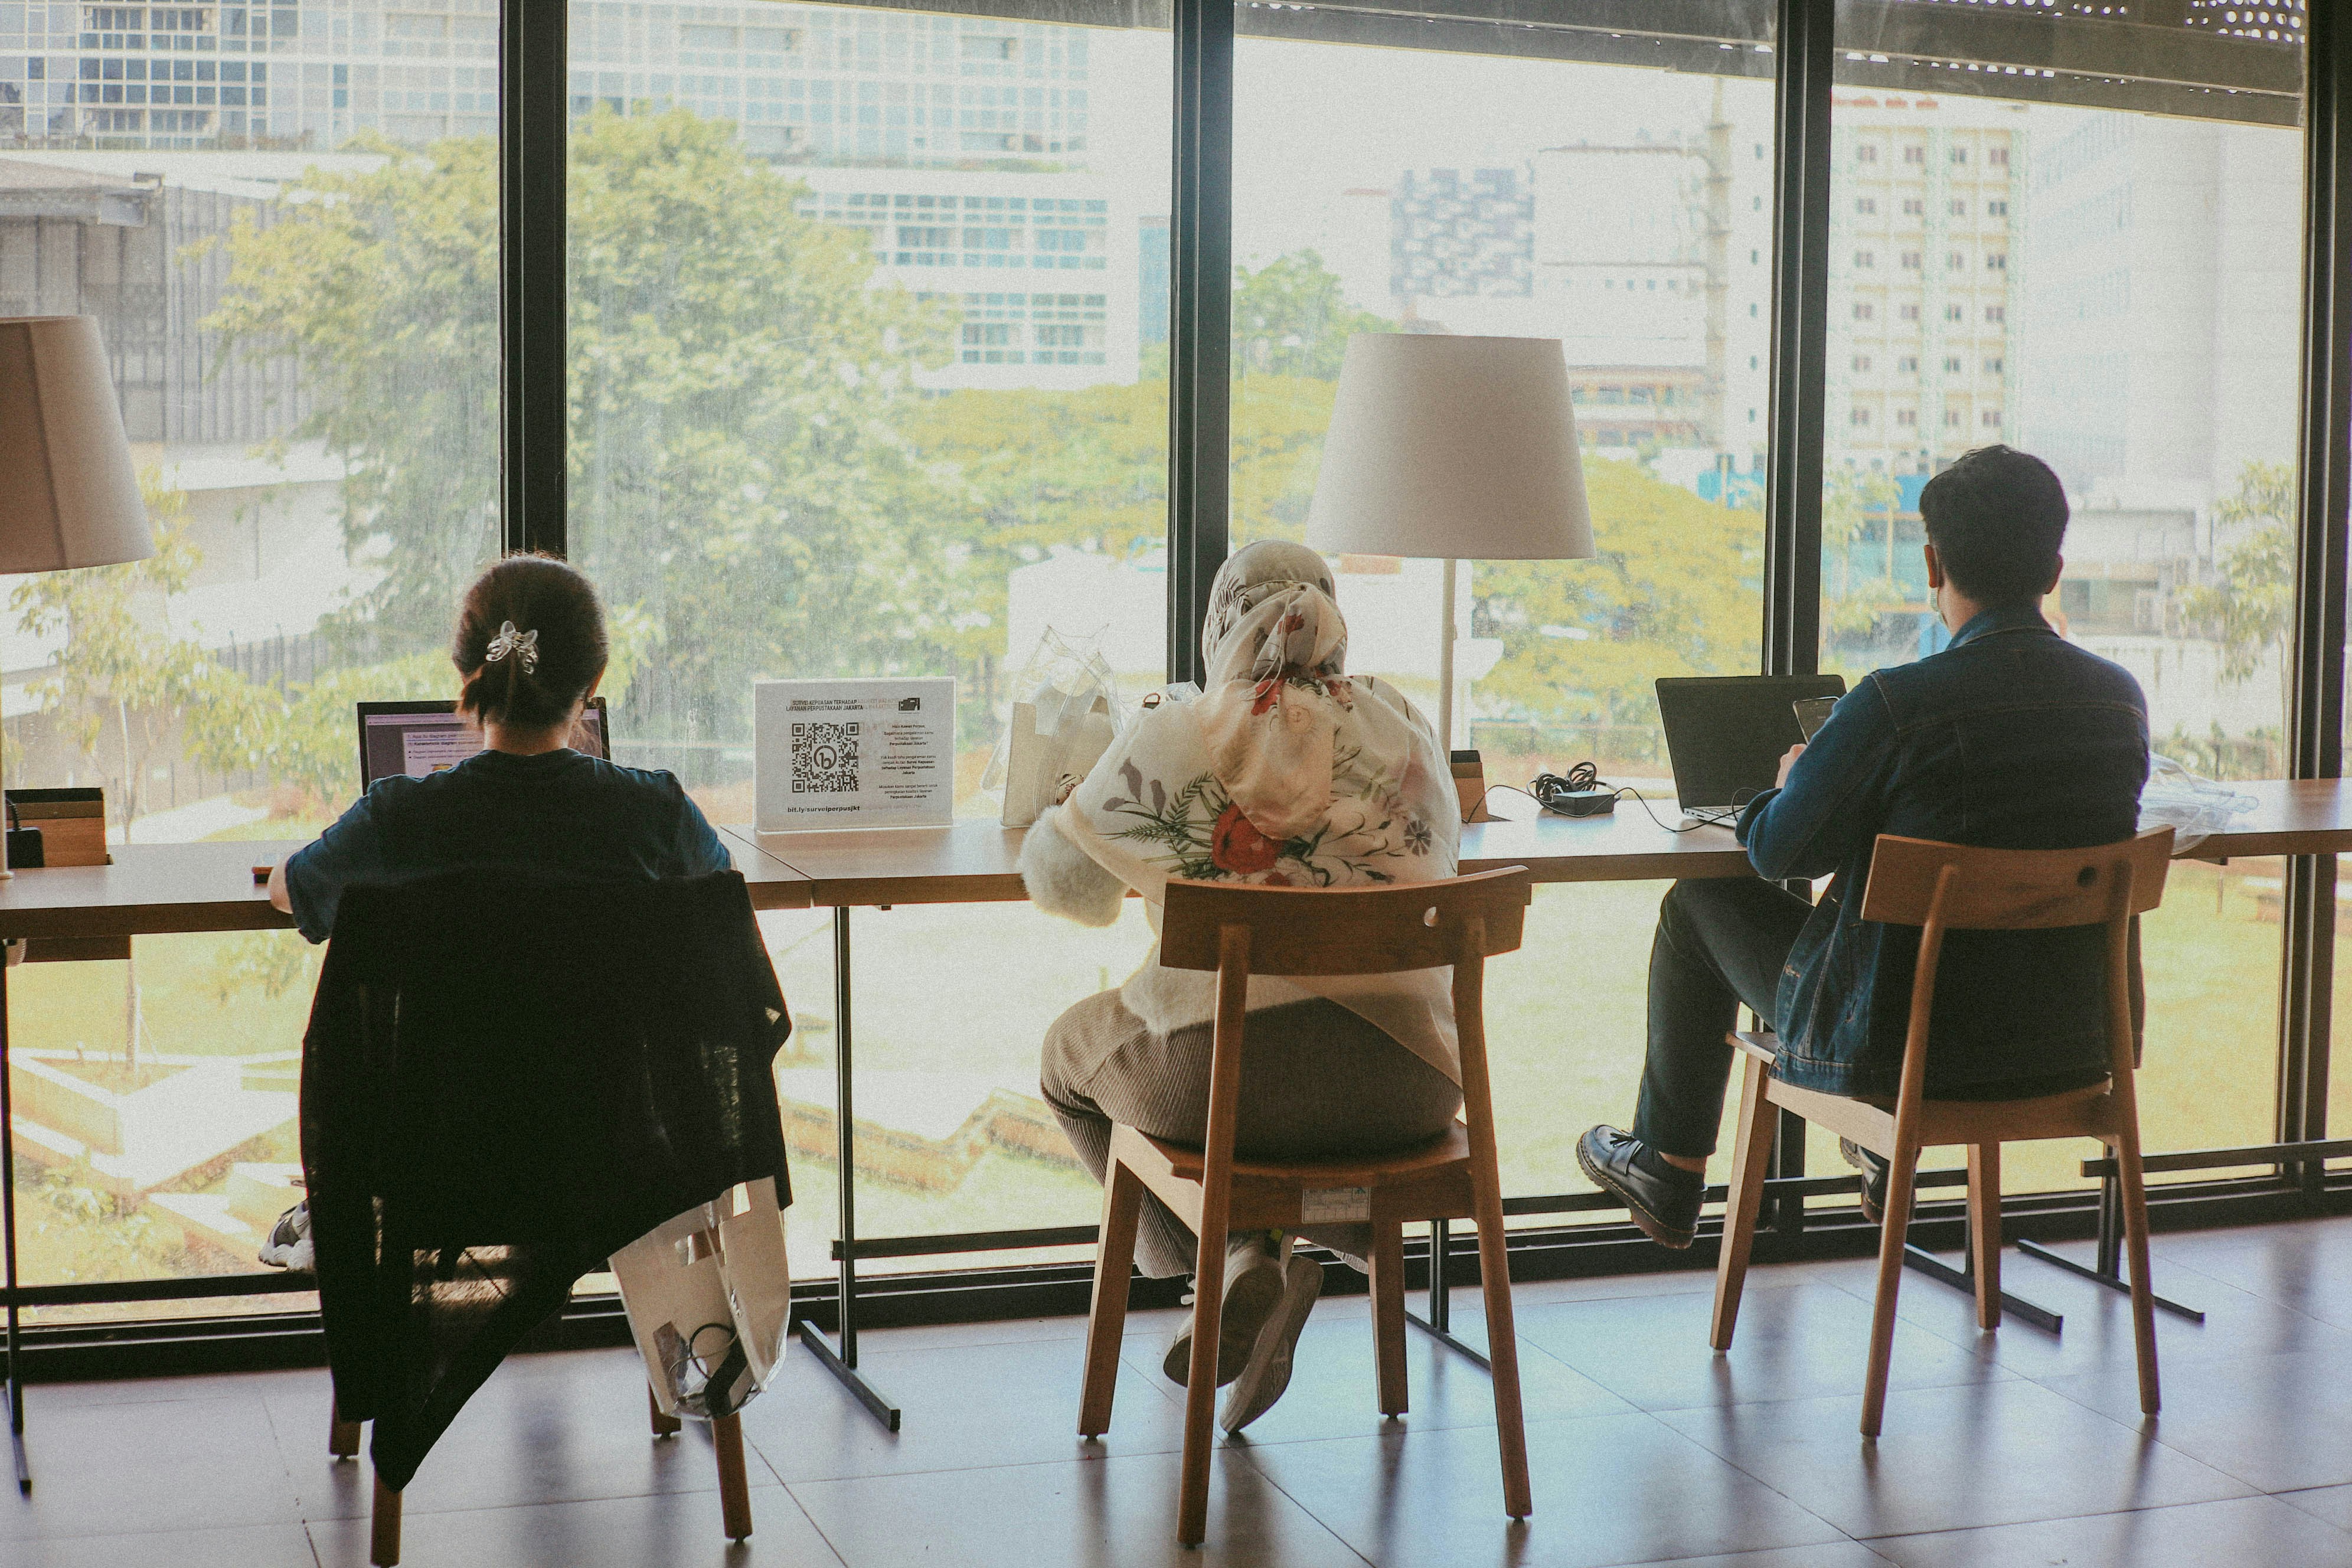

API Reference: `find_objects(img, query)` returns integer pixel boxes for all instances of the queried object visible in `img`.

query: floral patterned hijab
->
[1060,540,1458,896]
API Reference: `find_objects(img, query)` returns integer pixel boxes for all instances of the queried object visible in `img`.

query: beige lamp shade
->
[1305,333,1595,561]
[0,315,155,573]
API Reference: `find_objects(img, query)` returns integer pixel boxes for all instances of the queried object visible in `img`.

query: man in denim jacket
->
[1579,446,2150,1247]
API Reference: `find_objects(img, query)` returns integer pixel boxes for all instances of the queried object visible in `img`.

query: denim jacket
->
[1734,606,2150,1099]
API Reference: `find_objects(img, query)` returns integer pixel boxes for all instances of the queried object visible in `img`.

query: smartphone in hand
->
[1793,695,1838,743]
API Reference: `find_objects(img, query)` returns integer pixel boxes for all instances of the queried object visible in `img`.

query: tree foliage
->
[10,472,275,835]
[202,134,502,652]
[2182,460,2294,684]
[1232,250,1391,380]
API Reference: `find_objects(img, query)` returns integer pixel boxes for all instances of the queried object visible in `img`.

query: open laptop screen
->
[1654,675,1845,814]
[356,698,610,791]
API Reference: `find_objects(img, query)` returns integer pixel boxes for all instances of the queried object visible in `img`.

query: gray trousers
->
[1040,989,1464,1278]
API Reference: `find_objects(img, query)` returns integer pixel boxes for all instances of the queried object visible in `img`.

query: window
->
[1856,196,1877,214]
[1853,302,1875,321]
[1903,143,1925,165]
[1854,249,1873,268]
[1902,197,1925,215]
[1827,34,2308,1191]
[6,19,501,1322]
[1851,406,1872,427]
[1900,303,1921,322]
[569,0,1167,1279]
[1857,142,1878,164]
[1852,355,1873,372]
[1234,22,1771,1200]
[1901,250,1920,270]
[1896,408,1916,427]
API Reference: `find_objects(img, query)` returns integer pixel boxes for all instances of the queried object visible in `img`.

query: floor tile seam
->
[1589,1361,2026,1417]
[2273,1486,2352,1533]
[1205,1429,1384,1568]
[744,1481,854,1567]
[1842,1489,2352,1546]
[765,1439,1195,1489]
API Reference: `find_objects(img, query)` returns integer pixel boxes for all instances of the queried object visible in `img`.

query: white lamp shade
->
[0,315,155,574]
[1305,333,1595,561]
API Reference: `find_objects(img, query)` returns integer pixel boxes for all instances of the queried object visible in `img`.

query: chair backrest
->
[1158,867,1534,977]
[1859,828,2174,931]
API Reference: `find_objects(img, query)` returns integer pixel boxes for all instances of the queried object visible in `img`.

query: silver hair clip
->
[485,620,540,675]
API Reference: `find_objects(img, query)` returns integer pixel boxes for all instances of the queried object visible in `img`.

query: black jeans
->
[1633,878,1812,1159]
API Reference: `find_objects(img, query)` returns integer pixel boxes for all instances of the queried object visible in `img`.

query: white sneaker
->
[257,1200,313,1272]
[1162,1236,1288,1389]
[1220,1253,1322,1433]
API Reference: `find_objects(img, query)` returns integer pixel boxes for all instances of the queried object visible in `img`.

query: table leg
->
[2014,1171,2203,1324]
[1,956,27,1491]
[796,907,901,1431]
[1403,1220,1492,1371]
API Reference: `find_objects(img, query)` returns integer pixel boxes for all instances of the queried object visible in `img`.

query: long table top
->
[722,776,2352,910]
[0,778,2340,939]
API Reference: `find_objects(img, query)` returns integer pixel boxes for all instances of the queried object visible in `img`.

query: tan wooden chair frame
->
[1074,867,1537,1546]
[331,1378,752,1562]
[1710,828,2174,1437]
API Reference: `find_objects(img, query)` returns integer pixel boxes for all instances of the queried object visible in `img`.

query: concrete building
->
[1825,93,2023,479]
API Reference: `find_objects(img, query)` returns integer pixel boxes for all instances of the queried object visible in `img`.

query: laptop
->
[357,698,612,790]
[1655,675,1846,821]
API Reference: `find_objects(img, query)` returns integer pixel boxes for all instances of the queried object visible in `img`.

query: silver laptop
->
[1655,675,1846,820]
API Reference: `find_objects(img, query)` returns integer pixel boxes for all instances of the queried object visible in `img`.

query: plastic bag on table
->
[985,627,1126,827]
[610,1177,790,1422]
[2138,753,2255,855]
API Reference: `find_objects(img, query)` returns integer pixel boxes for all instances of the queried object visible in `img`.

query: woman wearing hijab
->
[1020,539,1463,1431]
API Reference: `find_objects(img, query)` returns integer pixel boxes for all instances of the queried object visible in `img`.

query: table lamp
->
[1304,334,1595,757]
[0,316,158,877]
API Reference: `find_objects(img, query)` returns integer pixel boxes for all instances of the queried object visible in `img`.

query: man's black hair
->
[1916,445,2069,607]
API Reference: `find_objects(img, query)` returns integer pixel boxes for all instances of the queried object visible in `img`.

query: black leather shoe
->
[1841,1138,1893,1226]
[1577,1125,1702,1249]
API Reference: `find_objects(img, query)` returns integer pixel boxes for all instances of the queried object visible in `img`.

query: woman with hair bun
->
[267,551,731,945]
[258,554,731,1270]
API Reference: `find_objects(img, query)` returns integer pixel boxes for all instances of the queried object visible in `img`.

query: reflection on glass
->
[1230,28,1772,1200]
[565,1,1171,1275]
[1819,58,2304,1187]
[2,13,501,1309]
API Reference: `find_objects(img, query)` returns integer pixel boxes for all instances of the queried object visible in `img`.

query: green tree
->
[567,108,954,745]
[202,134,502,653]
[10,472,273,838]
[1821,466,1909,641]
[2182,460,2295,684]
[1232,251,1391,380]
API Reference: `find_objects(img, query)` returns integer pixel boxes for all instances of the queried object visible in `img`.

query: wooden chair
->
[1710,828,2174,1438]
[1076,867,1537,1546]
[332,1384,752,1564]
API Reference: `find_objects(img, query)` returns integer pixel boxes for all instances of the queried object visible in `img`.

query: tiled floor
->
[14,1216,2352,1566]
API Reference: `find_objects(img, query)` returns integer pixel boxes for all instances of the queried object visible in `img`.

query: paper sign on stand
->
[755,677,956,831]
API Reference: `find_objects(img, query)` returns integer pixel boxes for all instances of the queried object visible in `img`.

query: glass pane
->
[2,22,500,1315]
[566,0,1171,1276]
[1231,4,1775,1202]
[1818,6,2305,1193]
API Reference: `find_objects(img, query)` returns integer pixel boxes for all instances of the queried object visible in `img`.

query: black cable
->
[1512,767,1749,835]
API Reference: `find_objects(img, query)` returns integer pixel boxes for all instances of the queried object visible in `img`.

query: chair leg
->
[2113,1129,2162,1415]
[1471,1191,1531,1520]
[329,1396,362,1459]
[1710,1053,1775,1351]
[1367,1219,1407,1417]
[1967,1143,2003,1331]
[370,1475,403,1567]
[1078,1160,1144,1439]
[1177,1195,1230,1548]
[648,1383,681,1438]
[713,1412,753,1541]
[1860,1143,1920,1439]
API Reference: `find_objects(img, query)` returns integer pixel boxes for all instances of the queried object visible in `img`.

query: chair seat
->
[1729,1031,2119,1148]
[1110,1123,1475,1231]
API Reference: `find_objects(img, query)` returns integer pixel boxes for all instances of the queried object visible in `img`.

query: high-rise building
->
[1825,93,2021,477]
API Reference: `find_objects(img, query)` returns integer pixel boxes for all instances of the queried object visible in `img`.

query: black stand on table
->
[1405,1219,1492,1371]
[795,907,903,1431]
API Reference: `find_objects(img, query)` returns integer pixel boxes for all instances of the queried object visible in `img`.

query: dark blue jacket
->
[1736,606,2150,1099]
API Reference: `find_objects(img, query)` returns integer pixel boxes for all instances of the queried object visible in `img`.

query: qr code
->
[790,721,860,795]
